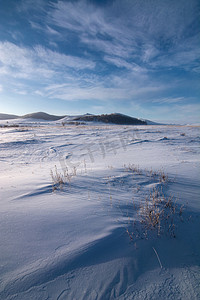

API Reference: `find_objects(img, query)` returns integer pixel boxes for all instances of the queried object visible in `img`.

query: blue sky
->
[0,0,199,123]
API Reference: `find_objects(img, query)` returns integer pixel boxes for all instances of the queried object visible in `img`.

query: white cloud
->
[0,42,34,78]
[13,89,27,95]
[81,36,132,59]
[35,71,166,103]
[104,55,147,74]
[46,25,61,36]
[34,45,95,70]
[48,0,199,72]
[0,41,95,81]
[142,45,159,63]
[152,97,186,104]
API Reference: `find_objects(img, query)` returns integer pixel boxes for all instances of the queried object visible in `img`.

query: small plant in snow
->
[159,171,168,183]
[50,165,76,191]
[123,165,180,241]
[140,188,177,237]
[127,187,181,241]
[124,164,169,184]
[50,165,65,191]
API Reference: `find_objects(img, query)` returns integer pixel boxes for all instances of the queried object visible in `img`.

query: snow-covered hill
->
[0,112,157,125]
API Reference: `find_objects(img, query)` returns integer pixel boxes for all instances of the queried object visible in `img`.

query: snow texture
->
[0,120,199,299]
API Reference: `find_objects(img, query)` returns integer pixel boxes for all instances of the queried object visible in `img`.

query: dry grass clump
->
[140,188,176,237]
[50,165,65,191]
[124,164,142,175]
[159,171,168,183]
[50,165,76,192]
[127,187,183,241]
[124,164,169,184]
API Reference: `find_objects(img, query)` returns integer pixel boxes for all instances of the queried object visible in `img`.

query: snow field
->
[0,122,200,299]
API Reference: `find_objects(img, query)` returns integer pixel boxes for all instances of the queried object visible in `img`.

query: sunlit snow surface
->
[0,120,200,300]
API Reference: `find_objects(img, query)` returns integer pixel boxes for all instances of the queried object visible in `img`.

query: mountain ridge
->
[0,113,19,120]
[0,112,155,125]
[73,113,147,125]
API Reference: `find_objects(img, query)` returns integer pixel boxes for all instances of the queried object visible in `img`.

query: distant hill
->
[73,113,147,125]
[0,112,154,125]
[0,112,65,121]
[22,112,65,121]
[0,113,19,120]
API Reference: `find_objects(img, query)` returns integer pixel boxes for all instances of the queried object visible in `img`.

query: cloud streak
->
[152,97,186,104]
[0,41,95,79]
[49,0,200,72]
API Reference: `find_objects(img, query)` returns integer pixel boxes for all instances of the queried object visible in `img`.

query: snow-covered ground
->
[0,120,200,299]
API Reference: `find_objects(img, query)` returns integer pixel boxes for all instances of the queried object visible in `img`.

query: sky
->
[0,0,199,123]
